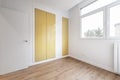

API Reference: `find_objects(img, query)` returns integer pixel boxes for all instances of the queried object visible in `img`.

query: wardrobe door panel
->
[46,13,56,59]
[35,9,47,62]
[62,17,68,56]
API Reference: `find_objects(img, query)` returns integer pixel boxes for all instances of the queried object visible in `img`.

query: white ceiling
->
[35,0,84,12]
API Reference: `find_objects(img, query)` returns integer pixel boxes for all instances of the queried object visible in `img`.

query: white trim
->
[69,55,114,73]
[32,55,69,66]
[79,10,82,38]
[81,7,104,18]
[32,7,35,65]
[80,0,119,16]
[79,37,104,40]
[107,37,120,40]
[1,55,69,75]
[102,9,106,39]
[107,1,120,40]
[0,66,29,75]
[80,0,97,10]
[107,1,120,8]
[105,6,110,39]
[78,0,97,9]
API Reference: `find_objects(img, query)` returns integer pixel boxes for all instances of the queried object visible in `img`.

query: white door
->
[0,7,30,75]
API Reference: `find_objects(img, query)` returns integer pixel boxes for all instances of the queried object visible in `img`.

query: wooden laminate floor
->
[0,57,120,80]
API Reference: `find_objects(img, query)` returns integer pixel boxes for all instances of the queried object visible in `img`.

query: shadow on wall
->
[0,7,30,75]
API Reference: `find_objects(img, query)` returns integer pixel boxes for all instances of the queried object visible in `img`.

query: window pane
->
[110,4,120,37]
[81,0,116,15]
[81,11,104,38]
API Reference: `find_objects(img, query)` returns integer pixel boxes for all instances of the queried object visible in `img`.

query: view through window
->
[81,11,103,38]
[81,0,119,39]
[110,4,120,37]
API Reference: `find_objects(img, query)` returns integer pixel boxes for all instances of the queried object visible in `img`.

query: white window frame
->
[80,0,120,40]
[80,7,105,39]
[107,1,120,40]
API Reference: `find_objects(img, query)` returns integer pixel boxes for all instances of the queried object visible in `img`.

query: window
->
[110,4,120,37]
[80,0,119,39]
[81,0,116,15]
[81,11,104,38]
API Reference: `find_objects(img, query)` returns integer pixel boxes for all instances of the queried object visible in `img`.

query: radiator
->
[114,42,120,74]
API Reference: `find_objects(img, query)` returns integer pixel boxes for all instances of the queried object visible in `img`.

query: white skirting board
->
[32,55,69,66]
[0,55,69,75]
[69,55,114,73]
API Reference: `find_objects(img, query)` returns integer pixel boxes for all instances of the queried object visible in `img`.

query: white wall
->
[0,7,30,75]
[69,5,119,72]
[0,0,69,75]
[0,0,33,75]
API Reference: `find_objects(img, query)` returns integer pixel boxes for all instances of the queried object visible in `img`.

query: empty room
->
[0,0,120,80]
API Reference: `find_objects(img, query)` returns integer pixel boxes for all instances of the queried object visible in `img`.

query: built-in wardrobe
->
[35,8,69,62]
[35,8,56,62]
[62,17,68,56]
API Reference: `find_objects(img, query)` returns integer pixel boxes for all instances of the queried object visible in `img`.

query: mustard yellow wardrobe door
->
[35,9,47,62]
[62,17,68,56]
[46,12,56,59]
